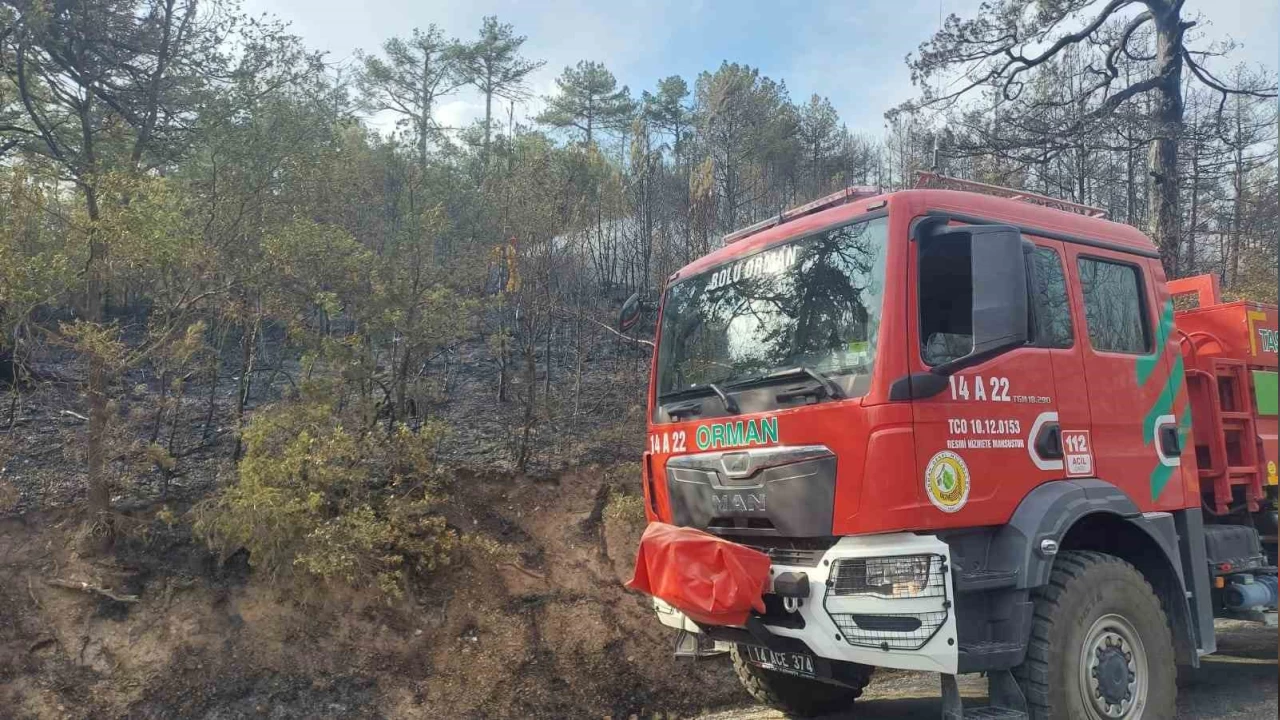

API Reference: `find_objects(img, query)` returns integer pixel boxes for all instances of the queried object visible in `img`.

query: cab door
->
[1061,243,1185,510]
[905,225,1061,529]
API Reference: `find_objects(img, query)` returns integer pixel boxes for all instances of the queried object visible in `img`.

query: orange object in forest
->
[627,522,770,627]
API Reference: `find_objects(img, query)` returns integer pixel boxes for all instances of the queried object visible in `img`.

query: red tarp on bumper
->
[626,522,770,626]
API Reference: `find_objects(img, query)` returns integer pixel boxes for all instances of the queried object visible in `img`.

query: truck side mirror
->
[919,223,1029,374]
[968,225,1029,359]
[619,292,642,333]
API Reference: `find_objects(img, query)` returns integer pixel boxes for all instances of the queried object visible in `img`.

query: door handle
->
[1159,425,1182,457]
[1035,422,1063,460]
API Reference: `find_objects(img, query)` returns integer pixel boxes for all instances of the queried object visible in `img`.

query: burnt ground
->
[0,469,750,719]
[697,619,1277,719]
[0,327,743,719]
[0,327,652,518]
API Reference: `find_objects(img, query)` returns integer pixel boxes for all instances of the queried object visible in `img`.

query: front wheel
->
[730,645,873,717]
[1014,551,1177,719]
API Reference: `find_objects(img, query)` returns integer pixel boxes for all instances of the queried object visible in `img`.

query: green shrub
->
[603,490,646,526]
[194,396,455,597]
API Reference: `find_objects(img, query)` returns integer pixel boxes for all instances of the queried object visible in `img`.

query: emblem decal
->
[925,450,971,513]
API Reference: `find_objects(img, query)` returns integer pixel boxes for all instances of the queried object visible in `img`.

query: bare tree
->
[901,0,1276,269]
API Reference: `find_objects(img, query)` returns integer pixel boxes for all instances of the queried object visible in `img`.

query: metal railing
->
[915,171,1109,219]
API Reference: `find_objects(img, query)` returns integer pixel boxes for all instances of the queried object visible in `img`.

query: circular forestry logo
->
[925,450,970,513]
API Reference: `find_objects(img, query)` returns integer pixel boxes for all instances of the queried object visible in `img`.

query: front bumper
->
[652,532,958,674]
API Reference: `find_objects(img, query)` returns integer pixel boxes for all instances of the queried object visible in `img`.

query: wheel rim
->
[1077,613,1149,719]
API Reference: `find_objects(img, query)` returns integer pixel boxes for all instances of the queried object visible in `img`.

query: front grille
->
[664,446,836,537]
[763,547,822,566]
[736,537,837,567]
[829,611,949,651]
[829,555,947,599]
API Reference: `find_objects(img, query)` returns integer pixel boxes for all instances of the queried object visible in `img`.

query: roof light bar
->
[915,172,1108,219]
[722,186,883,244]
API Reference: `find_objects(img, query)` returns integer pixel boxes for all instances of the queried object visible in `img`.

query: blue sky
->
[245,0,1279,136]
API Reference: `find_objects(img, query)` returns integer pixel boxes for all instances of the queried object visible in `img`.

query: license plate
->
[743,645,816,678]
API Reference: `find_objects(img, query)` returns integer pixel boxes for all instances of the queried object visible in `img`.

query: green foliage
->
[0,165,82,352]
[537,60,637,143]
[194,396,456,596]
[263,218,371,329]
[603,491,646,526]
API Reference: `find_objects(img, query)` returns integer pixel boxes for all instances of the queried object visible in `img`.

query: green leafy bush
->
[194,395,455,596]
[603,491,645,526]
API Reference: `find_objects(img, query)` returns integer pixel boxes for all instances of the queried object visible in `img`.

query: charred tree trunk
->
[202,322,226,443]
[81,177,113,525]
[1147,3,1186,275]
[232,314,260,461]
[515,341,537,473]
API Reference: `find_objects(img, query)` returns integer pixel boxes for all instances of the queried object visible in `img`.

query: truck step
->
[957,641,1025,672]
[943,670,1028,720]
[956,569,1018,591]
[962,708,1027,720]
[958,641,1024,655]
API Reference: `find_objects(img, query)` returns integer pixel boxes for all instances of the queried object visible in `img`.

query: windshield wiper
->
[660,382,740,416]
[731,366,846,400]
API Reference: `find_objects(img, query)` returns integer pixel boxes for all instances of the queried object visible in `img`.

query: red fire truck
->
[620,176,1278,720]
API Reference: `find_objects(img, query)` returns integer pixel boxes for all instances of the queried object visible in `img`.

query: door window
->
[1077,257,1150,354]
[1032,246,1073,349]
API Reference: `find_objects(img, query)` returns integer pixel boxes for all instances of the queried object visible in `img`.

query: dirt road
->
[698,620,1276,719]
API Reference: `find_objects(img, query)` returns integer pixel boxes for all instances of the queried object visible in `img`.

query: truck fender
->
[991,479,1140,590]
[989,479,1205,665]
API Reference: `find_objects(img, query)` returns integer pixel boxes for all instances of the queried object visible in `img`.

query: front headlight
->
[829,554,944,598]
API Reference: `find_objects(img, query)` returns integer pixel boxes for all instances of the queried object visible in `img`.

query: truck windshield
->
[656,216,889,400]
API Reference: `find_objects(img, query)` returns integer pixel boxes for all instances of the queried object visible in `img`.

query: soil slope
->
[0,467,744,719]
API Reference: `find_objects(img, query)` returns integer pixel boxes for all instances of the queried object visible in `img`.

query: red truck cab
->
[628,182,1278,719]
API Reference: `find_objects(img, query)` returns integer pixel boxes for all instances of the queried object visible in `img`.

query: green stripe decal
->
[1254,371,1278,416]
[1149,410,1193,501]
[1135,299,1186,501]
[1143,355,1185,445]
[1136,301,1175,386]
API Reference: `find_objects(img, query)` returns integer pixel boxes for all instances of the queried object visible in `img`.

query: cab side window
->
[1032,246,1073,348]
[1077,257,1150,354]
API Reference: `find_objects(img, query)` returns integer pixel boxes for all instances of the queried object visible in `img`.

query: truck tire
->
[1013,550,1177,720]
[729,645,873,717]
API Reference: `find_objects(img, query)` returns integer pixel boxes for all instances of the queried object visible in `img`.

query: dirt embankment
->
[0,468,745,719]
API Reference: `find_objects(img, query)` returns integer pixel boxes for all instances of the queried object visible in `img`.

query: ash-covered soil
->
[0,325,743,719]
[0,467,746,719]
[0,330,651,519]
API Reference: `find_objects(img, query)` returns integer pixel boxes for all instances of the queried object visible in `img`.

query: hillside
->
[0,465,747,719]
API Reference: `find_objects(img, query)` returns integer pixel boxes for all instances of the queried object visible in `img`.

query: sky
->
[242,0,1280,137]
